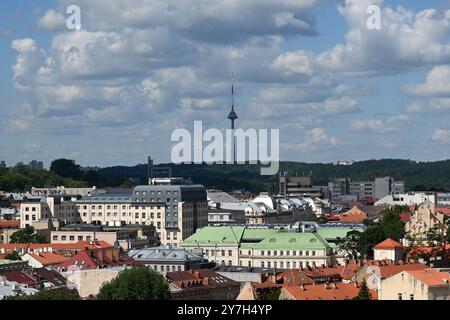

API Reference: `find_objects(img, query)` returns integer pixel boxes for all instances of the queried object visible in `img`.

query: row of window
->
[81,212,164,219]
[136,190,178,196]
[53,234,92,242]
[78,205,163,210]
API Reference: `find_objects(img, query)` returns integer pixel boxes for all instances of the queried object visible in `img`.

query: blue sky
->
[1,0,450,168]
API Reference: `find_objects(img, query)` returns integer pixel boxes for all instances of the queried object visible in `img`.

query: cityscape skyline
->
[1,1,450,168]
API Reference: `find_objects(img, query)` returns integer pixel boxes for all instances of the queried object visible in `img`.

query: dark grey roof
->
[128,246,206,263]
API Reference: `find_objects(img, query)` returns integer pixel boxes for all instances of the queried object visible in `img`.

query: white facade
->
[375,193,436,206]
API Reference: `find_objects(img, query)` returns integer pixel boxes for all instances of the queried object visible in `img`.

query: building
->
[28,160,44,170]
[328,206,367,223]
[0,221,20,244]
[437,193,450,205]
[19,195,81,228]
[128,246,214,274]
[166,269,240,300]
[51,223,159,250]
[329,177,404,201]
[0,161,6,169]
[208,209,246,225]
[279,282,377,300]
[373,238,405,261]
[375,192,436,206]
[354,261,428,294]
[21,252,70,268]
[379,268,450,300]
[404,200,446,246]
[0,240,113,259]
[54,245,137,272]
[180,224,363,269]
[76,180,208,246]
[279,175,323,198]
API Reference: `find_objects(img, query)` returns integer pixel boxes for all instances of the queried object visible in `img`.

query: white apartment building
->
[20,196,80,228]
[375,192,436,206]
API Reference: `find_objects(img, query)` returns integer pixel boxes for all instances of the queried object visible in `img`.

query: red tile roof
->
[28,252,70,266]
[374,238,403,250]
[407,269,450,287]
[283,283,377,300]
[368,262,427,279]
[0,270,39,286]
[0,221,20,229]
[277,270,315,286]
[399,213,412,223]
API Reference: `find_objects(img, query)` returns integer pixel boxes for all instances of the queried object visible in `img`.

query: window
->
[228,250,232,256]
[228,260,232,266]
[221,250,225,256]
[78,236,83,241]
[86,236,92,241]
[261,262,265,268]
[410,294,414,300]
[53,235,58,241]
[61,236,67,241]
[70,236,75,241]
[398,293,403,300]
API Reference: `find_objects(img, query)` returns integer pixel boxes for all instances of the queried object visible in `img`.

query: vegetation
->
[97,267,170,300]
[4,251,22,261]
[6,289,81,300]
[2,159,450,193]
[338,206,407,259]
[353,280,373,300]
[9,226,47,244]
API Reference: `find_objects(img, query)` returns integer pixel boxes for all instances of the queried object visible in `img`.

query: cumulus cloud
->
[404,65,450,97]
[351,114,410,134]
[283,128,339,150]
[317,0,450,75]
[37,9,66,30]
[432,128,450,143]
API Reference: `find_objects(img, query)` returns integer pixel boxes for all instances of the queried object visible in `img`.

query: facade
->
[28,160,44,170]
[379,269,450,300]
[329,177,404,201]
[51,224,159,250]
[375,192,436,206]
[128,246,213,274]
[373,238,404,261]
[180,225,362,269]
[279,175,323,197]
[0,221,20,244]
[404,201,446,245]
[19,195,81,228]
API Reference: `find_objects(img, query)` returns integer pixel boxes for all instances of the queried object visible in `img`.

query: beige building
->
[50,224,159,250]
[31,186,99,197]
[373,238,404,261]
[380,268,450,300]
[20,196,80,228]
[405,201,446,245]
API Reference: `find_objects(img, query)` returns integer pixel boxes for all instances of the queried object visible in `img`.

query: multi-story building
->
[76,179,208,246]
[329,177,404,201]
[0,161,6,169]
[375,192,436,206]
[19,195,81,228]
[51,223,159,250]
[128,246,214,274]
[28,160,44,170]
[180,224,362,269]
[279,175,323,198]
[379,269,450,300]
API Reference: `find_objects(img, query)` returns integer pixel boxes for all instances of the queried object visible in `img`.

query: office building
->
[329,177,404,201]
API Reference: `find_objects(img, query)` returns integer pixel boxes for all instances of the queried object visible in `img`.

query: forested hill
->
[2,159,450,193]
[99,159,450,193]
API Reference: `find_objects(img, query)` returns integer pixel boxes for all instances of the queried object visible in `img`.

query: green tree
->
[50,159,82,180]
[353,280,372,300]
[6,289,81,300]
[337,230,363,260]
[97,267,170,300]
[9,226,46,244]
[4,251,22,261]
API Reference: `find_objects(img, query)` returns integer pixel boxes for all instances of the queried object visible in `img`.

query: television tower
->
[227,71,238,163]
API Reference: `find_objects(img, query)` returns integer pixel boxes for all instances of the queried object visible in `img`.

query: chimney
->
[300,285,305,291]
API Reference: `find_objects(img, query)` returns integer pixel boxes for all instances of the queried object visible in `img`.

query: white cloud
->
[432,128,450,143]
[404,65,450,97]
[37,9,66,31]
[283,128,339,150]
[351,114,410,133]
[317,0,450,75]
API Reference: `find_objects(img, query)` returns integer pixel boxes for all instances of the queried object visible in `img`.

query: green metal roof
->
[181,226,245,245]
[241,232,330,249]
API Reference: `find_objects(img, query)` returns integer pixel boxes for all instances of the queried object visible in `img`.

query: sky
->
[1,0,450,168]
